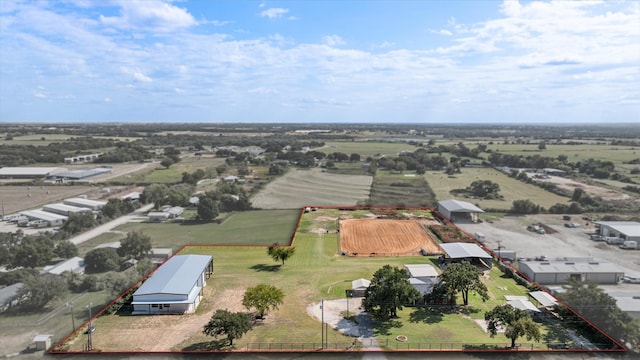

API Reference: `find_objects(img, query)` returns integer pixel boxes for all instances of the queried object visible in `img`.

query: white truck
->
[620,240,638,250]
[474,232,486,243]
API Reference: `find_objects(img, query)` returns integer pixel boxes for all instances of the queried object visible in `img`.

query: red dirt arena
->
[340,219,443,256]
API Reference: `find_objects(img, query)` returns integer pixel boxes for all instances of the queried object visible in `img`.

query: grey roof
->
[438,199,484,213]
[43,203,90,214]
[594,221,640,237]
[351,278,371,290]
[44,257,85,275]
[519,260,624,274]
[612,295,640,313]
[507,298,540,312]
[133,254,212,296]
[529,291,558,307]
[405,264,439,278]
[63,197,107,207]
[440,242,491,259]
[20,209,68,222]
[0,282,24,305]
[0,167,66,176]
[50,168,111,179]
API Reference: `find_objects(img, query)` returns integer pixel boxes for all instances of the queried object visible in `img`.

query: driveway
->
[68,203,154,245]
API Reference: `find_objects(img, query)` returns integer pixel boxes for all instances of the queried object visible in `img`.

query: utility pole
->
[320,299,324,350]
[66,301,75,332]
[86,302,93,351]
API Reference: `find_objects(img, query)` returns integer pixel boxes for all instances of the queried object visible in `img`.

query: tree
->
[160,157,174,169]
[267,244,296,265]
[142,184,169,210]
[485,304,541,348]
[197,196,219,222]
[572,187,585,202]
[362,265,421,320]
[559,279,640,349]
[538,141,546,150]
[84,248,121,273]
[510,199,542,214]
[54,240,78,259]
[349,153,361,162]
[467,180,501,199]
[61,212,97,235]
[17,274,69,311]
[11,236,55,269]
[118,231,152,260]
[437,261,489,306]
[242,284,285,319]
[203,309,253,346]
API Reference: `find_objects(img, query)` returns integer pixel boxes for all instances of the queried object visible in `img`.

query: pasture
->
[0,185,97,214]
[250,168,372,209]
[369,171,437,207]
[321,141,420,158]
[425,168,570,210]
[56,208,568,353]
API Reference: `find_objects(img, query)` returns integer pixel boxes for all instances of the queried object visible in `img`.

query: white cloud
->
[248,87,278,94]
[34,91,47,98]
[322,35,346,47]
[260,8,288,19]
[174,87,184,93]
[104,97,112,102]
[100,0,197,32]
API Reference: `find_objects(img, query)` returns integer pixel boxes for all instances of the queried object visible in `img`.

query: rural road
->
[68,203,154,245]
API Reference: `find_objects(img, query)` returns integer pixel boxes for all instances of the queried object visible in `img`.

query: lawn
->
[425,167,569,210]
[113,209,301,250]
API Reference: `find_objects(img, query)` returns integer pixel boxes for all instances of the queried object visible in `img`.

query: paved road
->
[68,203,154,245]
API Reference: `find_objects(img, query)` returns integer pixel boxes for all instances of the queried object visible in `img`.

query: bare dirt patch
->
[340,219,443,256]
[0,185,98,214]
[536,175,630,200]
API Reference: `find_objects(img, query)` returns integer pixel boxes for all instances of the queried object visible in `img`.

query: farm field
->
[0,185,99,214]
[425,168,570,210]
[482,143,640,164]
[0,133,140,146]
[250,168,372,209]
[340,219,442,256]
[321,141,420,158]
[55,208,586,354]
[369,172,437,207]
[113,209,300,251]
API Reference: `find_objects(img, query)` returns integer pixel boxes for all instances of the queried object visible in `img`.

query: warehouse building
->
[594,221,640,242]
[46,167,112,182]
[131,254,214,315]
[42,203,91,217]
[63,197,107,211]
[19,210,67,227]
[437,199,484,222]
[518,258,624,285]
[0,167,67,179]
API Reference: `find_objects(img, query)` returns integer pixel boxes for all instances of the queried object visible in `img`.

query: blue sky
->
[0,0,638,124]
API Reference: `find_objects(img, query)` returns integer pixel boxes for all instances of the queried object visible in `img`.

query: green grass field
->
[322,141,420,158]
[425,168,570,210]
[113,209,301,251]
[369,171,437,207]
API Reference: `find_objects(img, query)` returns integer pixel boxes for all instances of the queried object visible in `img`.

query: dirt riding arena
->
[340,219,443,256]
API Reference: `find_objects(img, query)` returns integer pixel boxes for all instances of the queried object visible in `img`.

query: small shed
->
[351,278,371,297]
[437,199,484,222]
[148,212,170,222]
[33,334,53,351]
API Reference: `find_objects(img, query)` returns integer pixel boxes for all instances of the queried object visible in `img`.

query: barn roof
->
[0,167,67,176]
[405,264,439,278]
[438,199,484,213]
[0,282,23,305]
[20,209,68,222]
[440,242,491,259]
[507,298,540,312]
[594,221,640,237]
[351,278,371,290]
[529,291,558,307]
[133,254,212,297]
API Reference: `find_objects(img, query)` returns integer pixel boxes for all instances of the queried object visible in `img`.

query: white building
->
[405,264,439,295]
[594,221,640,242]
[131,254,213,315]
[42,257,85,275]
[437,199,484,222]
[148,212,170,222]
[19,210,67,227]
[351,278,371,297]
[63,197,107,211]
[42,203,91,217]
[518,258,624,285]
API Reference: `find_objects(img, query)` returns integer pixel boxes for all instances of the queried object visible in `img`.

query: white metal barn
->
[518,259,624,284]
[42,203,91,216]
[594,221,640,242]
[63,197,107,211]
[19,209,67,227]
[131,254,213,315]
[437,199,484,222]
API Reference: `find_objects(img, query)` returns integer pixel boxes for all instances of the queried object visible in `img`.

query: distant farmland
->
[250,168,372,209]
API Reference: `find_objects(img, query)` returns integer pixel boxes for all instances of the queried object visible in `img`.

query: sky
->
[0,0,639,124]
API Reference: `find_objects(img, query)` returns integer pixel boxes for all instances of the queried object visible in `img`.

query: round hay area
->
[340,219,443,256]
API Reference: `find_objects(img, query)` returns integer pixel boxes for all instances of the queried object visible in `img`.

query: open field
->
[0,134,140,146]
[251,168,372,209]
[321,141,420,158]
[369,172,437,207]
[483,143,640,164]
[0,185,98,215]
[535,175,630,200]
[55,208,590,354]
[340,219,442,256]
[425,168,570,210]
[113,209,300,251]
[108,156,227,184]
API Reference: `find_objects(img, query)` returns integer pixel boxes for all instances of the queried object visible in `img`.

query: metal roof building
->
[0,282,24,312]
[440,242,492,269]
[42,256,85,275]
[529,290,558,308]
[47,167,112,181]
[405,264,439,278]
[132,254,213,315]
[351,278,371,297]
[20,209,67,226]
[594,221,640,242]
[63,197,107,211]
[437,199,484,222]
[42,203,91,217]
[518,259,624,285]
[0,167,67,179]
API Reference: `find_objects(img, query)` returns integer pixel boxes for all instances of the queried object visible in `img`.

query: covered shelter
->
[529,290,558,309]
[594,221,640,242]
[440,242,492,269]
[148,212,170,222]
[350,278,371,297]
[505,295,541,315]
[131,254,213,315]
[437,199,484,222]
[42,203,91,217]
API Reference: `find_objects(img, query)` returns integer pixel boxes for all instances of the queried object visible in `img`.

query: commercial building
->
[63,197,107,211]
[46,167,111,182]
[131,254,213,315]
[594,221,640,242]
[42,203,91,217]
[437,199,484,222]
[19,210,67,227]
[0,167,67,179]
[518,258,624,285]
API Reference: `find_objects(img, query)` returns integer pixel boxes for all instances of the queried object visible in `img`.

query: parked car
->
[564,222,580,228]
[622,275,640,284]
[563,215,572,221]
[590,234,606,241]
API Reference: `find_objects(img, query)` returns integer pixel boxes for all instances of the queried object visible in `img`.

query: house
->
[165,206,184,218]
[131,254,213,315]
[42,256,85,275]
[350,278,371,297]
[0,282,24,312]
[517,258,624,284]
[405,264,440,295]
[437,199,484,222]
[594,221,640,242]
[148,212,170,222]
[440,242,492,269]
